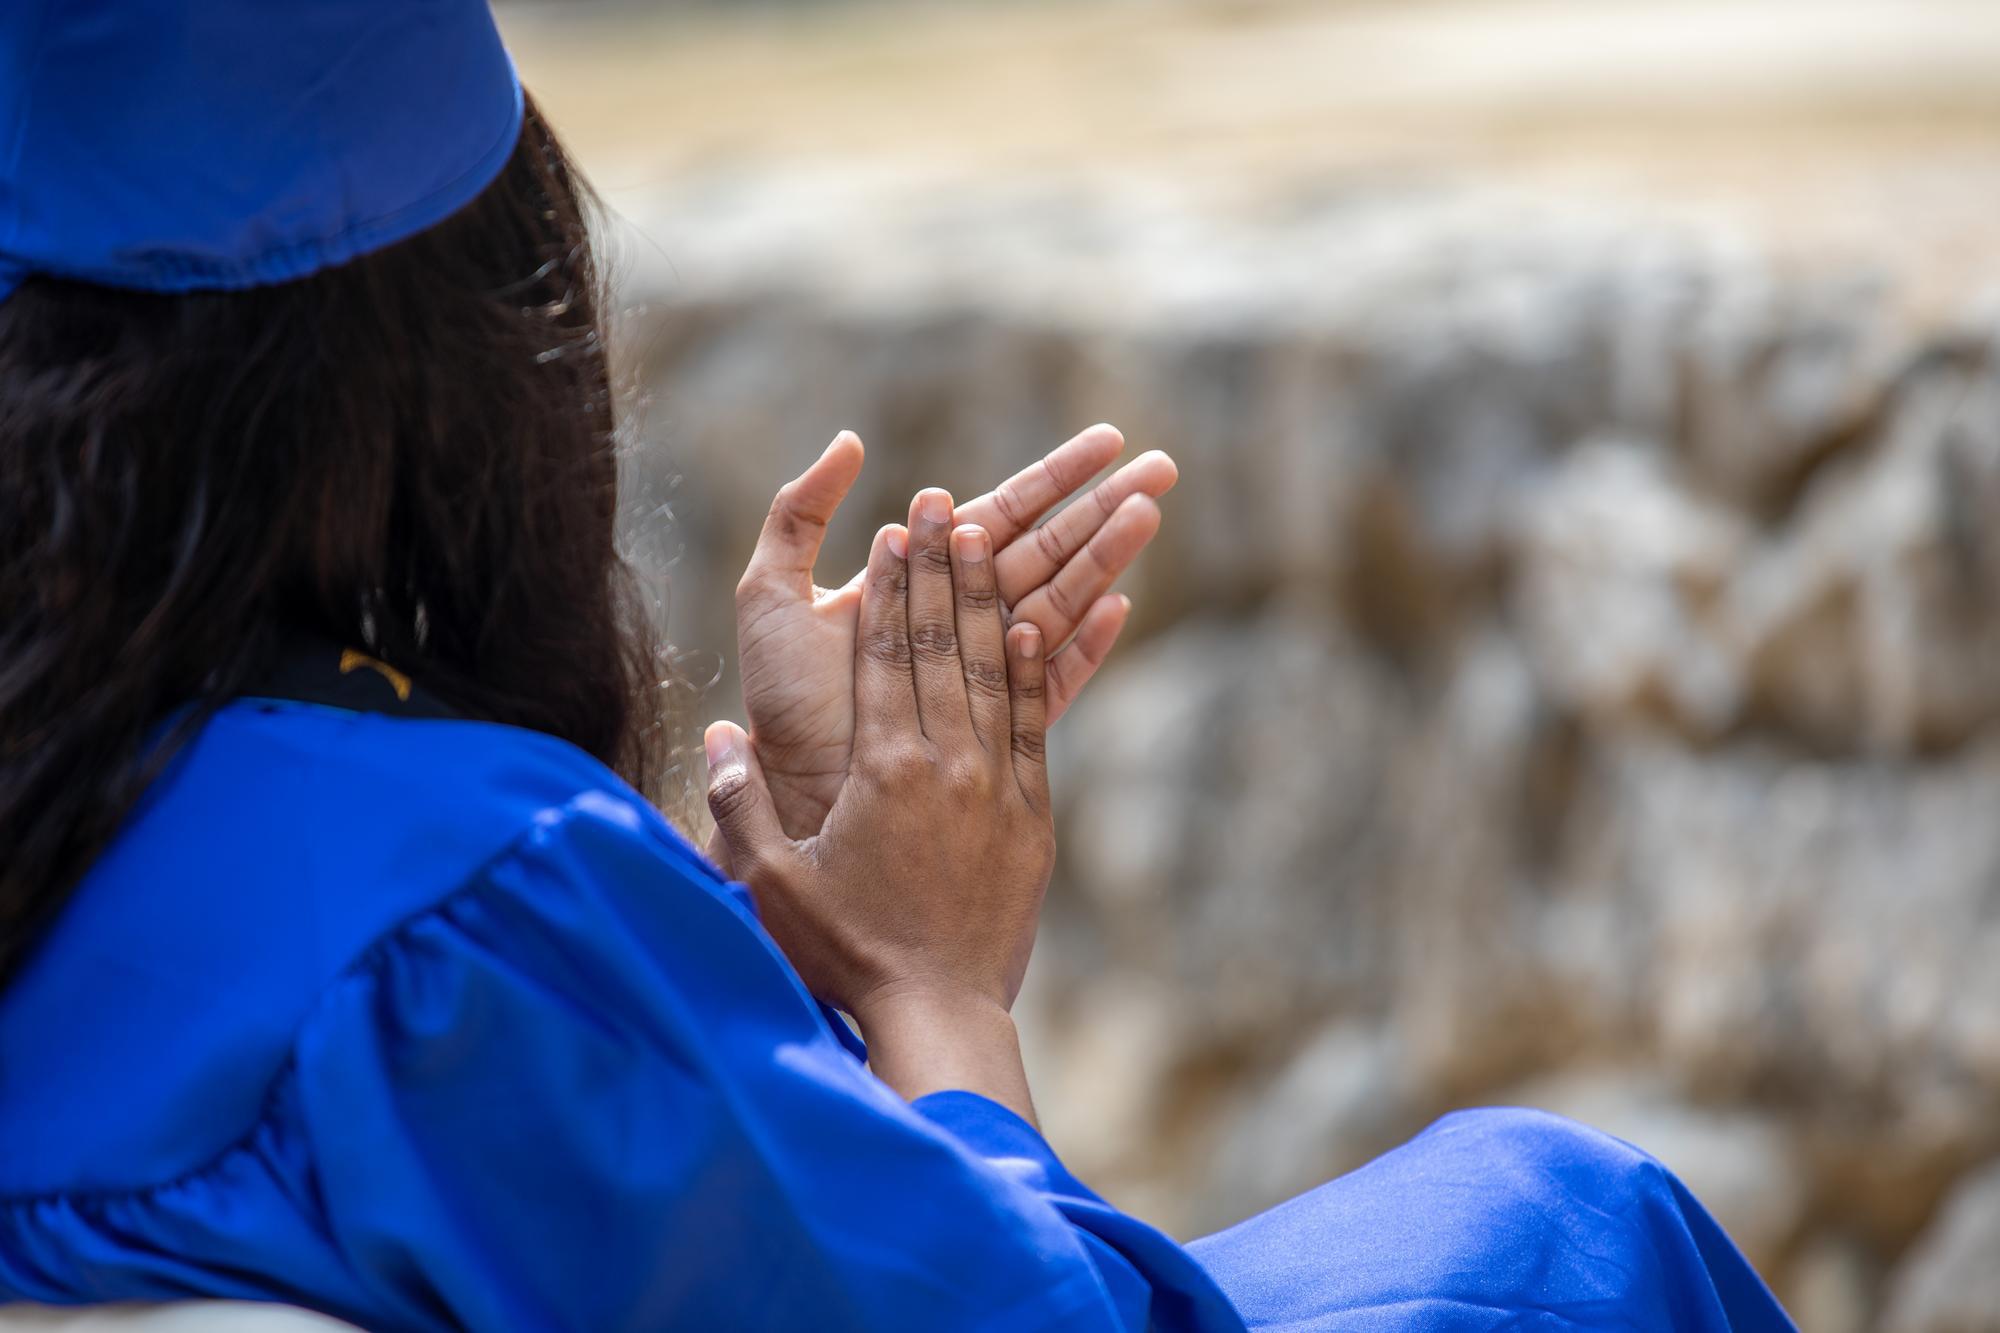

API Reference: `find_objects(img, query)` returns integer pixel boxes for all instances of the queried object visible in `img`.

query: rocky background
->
[507,2,2000,1326]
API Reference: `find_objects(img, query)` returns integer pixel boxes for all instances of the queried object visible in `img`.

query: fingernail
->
[954,525,989,562]
[1118,594,1133,615]
[703,723,741,770]
[919,489,951,526]
[1018,627,1042,660]
[884,525,908,559]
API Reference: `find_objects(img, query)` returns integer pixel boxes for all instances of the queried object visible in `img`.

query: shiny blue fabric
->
[0,0,522,302]
[0,702,1792,1330]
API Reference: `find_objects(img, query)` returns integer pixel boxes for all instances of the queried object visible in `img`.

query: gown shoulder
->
[0,700,677,1199]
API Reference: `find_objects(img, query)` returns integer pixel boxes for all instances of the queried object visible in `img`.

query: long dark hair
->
[0,97,668,981]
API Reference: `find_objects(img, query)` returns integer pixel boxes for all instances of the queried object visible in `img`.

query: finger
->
[906,488,971,741]
[740,431,866,603]
[854,523,918,746]
[955,423,1126,547]
[1009,493,1160,650]
[1046,593,1130,727]
[704,722,789,879]
[951,524,1011,756]
[1006,623,1050,810]
[995,448,1177,608]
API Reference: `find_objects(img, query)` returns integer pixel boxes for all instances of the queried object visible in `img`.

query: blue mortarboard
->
[0,0,523,303]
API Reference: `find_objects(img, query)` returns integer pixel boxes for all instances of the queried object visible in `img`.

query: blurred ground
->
[504,4,2000,1328]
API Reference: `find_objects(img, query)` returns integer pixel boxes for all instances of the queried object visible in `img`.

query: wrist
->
[850,980,1036,1126]
[850,978,1014,1041]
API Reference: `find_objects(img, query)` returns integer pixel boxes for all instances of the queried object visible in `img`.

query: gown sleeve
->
[286,789,1244,1333]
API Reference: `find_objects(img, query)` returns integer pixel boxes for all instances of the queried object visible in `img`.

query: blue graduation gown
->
[0,699,1792,1330]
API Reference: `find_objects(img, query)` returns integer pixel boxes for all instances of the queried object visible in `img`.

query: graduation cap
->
[0,0,522,302]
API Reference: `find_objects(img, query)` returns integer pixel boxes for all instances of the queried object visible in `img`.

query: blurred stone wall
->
[611,176,2000,1329]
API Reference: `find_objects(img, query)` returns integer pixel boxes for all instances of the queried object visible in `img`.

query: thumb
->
[704,721,788,878]
[740,431,866,602]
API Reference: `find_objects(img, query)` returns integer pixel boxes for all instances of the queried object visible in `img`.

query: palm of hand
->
[730,426,1175,844]
[738,578,867,838]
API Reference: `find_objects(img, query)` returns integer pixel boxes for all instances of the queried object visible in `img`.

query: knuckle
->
[761,490,813,546]
[1033,458,1064,504]
[1011,728,1048,765]
[873,561,907,600]
[908,620,959,661]
[706,770,758,822]
[916,540,955,574]
[854,747,898,786]
[956,581,1001,613]
[946,758,989,800]
[1045,579,1085,626]
[992,483,1029,529]
[860,624,912,667]
[875,741,934,785]
[1032,520,1067,568]
[962,654,1010,694]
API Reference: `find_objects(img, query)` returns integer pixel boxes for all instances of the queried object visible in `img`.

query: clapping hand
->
[726,424,1174,844]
